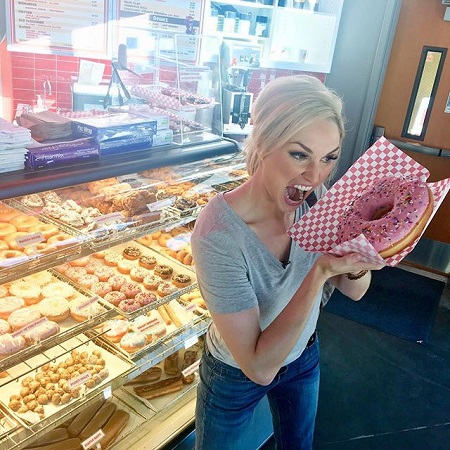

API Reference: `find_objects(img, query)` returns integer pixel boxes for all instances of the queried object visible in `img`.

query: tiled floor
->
[263,274,450,450]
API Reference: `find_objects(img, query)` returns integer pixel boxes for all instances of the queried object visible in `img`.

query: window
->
[402,46,447,141]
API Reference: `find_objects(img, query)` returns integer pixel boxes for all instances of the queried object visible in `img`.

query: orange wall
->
[375,0,450,149]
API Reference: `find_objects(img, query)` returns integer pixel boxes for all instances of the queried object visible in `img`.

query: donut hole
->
[371,203,393,220]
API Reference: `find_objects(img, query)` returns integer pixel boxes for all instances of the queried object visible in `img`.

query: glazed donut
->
[24,243,57,256]
[0,296,25,320]
[138,234,153,247]
[47,233,74,247]
[336,176,434,258]
[0,203,21,222]
[0,250,26,261]
[158,233,172,247]
[4,232,29,250]
[183,253,194,266]
[9,214,40,232]
[28,223,59,240]
[0,286,8,299]
[161,248,177,259]
[0,240,8,251]
[0,223,16,238]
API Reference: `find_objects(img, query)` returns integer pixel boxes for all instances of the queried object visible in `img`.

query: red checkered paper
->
[288,137,450,267]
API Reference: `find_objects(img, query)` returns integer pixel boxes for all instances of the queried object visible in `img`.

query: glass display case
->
[0,140,250,449]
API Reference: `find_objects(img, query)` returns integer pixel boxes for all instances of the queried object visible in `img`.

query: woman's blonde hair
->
[244,75,345,176]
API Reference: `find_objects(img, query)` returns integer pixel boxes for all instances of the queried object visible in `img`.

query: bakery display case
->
[0,140,249,449]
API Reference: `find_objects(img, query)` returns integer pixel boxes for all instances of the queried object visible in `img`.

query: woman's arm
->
[209,252,382,386]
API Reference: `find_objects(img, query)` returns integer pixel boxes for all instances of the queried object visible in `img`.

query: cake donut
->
[336,176,433,258]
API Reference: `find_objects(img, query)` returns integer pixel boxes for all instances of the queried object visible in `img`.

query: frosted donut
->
[157,282,178,297]
[24,271,53,286]
[143,275,162,290]
[118,298,141,313]
[120,282,142,299]
[28,223,59,240]
[90,282,112,297]
[38,297,70,322]
[135,292,158,306]
[69,256,90,267]
[130,267,148,283]
[9,282,41,305]
[108,275,127,291]
[78,274,100,289]
[103,291,126,306]
[154,264,173,279]
[22,320,60,345]
[171,274,192,288]
[0,223,16,238]
[0,241,8,251]
[69,297,104,322]
[8,307,41,330]
[337,177,434,258]
[120,331,146,352]
[102,319,129,342]
[41,281,76,299]
[117,259,134,274]
[9,214,40,232]
[94,266,115,282]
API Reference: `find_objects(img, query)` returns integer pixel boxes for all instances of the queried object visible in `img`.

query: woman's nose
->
[302,160,321,184]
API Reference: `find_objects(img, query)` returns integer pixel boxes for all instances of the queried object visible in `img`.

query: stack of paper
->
[0,118,32,173]
[17,111,73,141]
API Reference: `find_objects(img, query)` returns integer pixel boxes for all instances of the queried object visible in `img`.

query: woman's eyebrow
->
[292,141,340,155]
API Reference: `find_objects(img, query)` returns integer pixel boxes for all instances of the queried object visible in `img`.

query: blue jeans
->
[195,337,320,450]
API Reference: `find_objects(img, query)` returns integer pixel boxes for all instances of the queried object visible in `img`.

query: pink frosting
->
[337,177,430,253]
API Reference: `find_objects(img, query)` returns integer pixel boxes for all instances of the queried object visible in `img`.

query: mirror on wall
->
[402,46,447,141]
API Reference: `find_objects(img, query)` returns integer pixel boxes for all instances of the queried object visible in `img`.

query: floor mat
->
[324,267,444,343]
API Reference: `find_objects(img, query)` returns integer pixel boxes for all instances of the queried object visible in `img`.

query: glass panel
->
[402,46,447,141]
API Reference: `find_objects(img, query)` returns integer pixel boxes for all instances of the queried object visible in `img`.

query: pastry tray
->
[119,344,202,414]
[0,334,134,431]
[66,241,198,319]
[0,203,84,285]
[0,271,112,373]
[91,297,208,361]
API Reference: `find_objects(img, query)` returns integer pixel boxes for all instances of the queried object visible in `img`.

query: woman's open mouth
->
[285,184,311,206]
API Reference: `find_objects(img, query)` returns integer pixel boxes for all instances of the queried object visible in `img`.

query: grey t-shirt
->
[191,189,324,368]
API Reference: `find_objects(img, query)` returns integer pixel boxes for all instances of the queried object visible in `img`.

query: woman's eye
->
[289,152,308,161]
[322,154,339,163]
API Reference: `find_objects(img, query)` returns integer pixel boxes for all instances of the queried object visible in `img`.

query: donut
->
[0,240,8,251]
[93,266,115,282]
[131,316,165,342]
[24,271,53,286]
[103,291,126,306]
[183,253,194,266]
[135,292,158,306]
[108,275,127,291]
[90,282,112,297]
[9,282,41,305]
[118,298,141,313]
[104,252,122,267]
[158,233,172,247]
[102,319,129,342]
[154,264,173,280]
[336,176,434,258]
[0,297,25,319]
[117,259,134,274]
[139,255,157,269]
[171,274,192,288]
[9,214,40,232]
[69,297,104,322]
[22,320,60,345]
[143,275,162,290]
[122,246,141,260]
[85,259,104,274]
[120,331,146,352]
[8,307,41,330]
[0,203,21,222]
[120,282,142,299]
[24,243,57,256]
[47,233,74,247]
[38,297,70,322]
[28,223,59,239]
[0,249,27,261]
[0,286,8,298]
[65,267,87,282]
[0,223,16,238]
[78,274,100,289]
[130,267,148,283]
[4,232,29,250]
[92,250,107,259]
[161,248,177,259]
[69,256,90,267]
[41,281,76,299]
[157,282,178,298]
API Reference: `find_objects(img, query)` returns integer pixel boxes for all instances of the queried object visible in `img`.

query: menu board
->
[119,0,202,34]
[7,0,110,56]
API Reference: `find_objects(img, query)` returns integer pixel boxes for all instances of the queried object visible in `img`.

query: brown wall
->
[375,0,450,149]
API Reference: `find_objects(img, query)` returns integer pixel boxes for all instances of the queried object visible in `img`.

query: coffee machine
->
[221,40,261,132]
